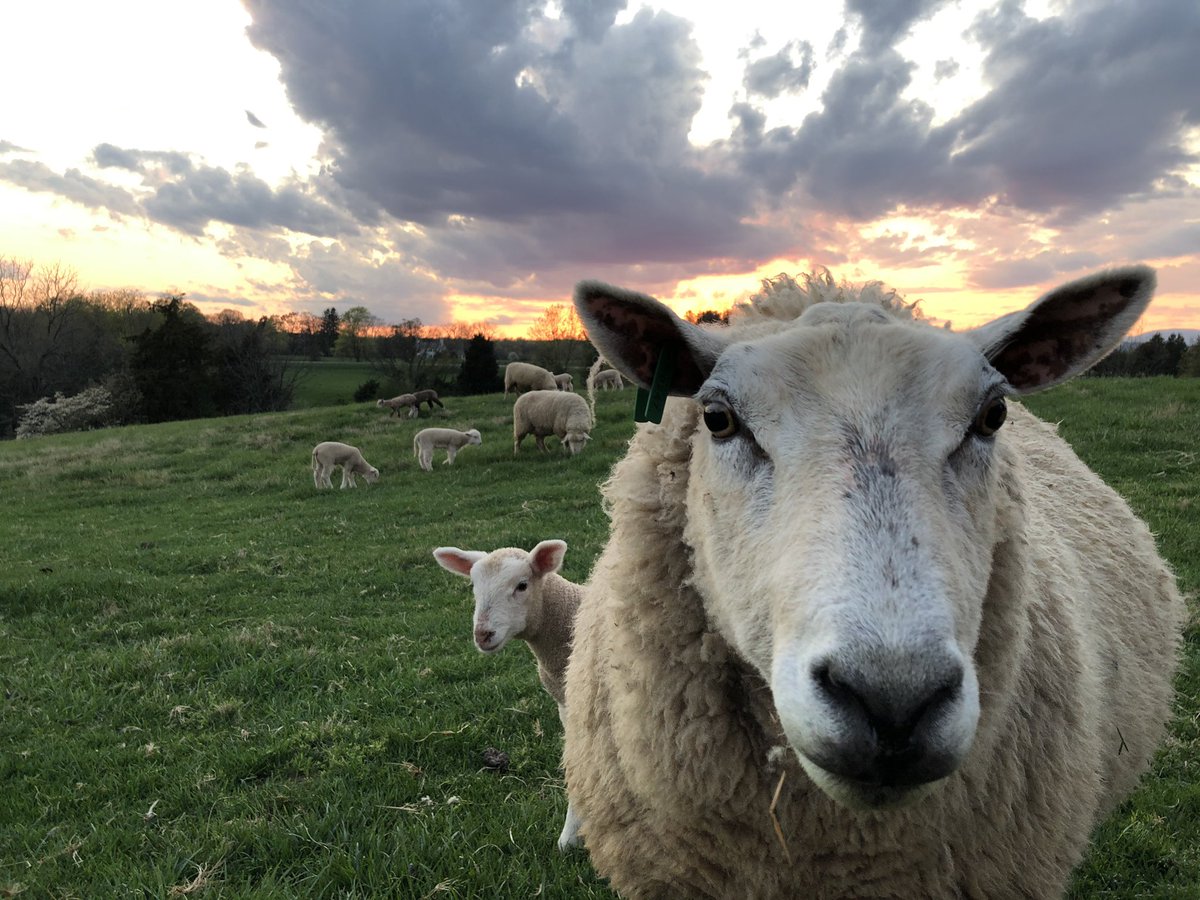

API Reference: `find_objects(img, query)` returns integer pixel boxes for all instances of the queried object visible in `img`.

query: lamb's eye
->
[516,581,528,592]
[972,397,1007,437]
[702,401,739,439]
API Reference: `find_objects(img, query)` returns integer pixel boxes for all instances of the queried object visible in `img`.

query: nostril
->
[475,629,496,646]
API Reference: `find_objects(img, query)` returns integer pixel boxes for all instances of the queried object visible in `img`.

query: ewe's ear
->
[574,281,728,394]
[530,540,567,577]
[433,547,485,578]
[968,266,1156,394]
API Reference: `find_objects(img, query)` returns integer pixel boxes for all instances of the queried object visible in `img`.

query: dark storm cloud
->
[0,159,140,215]
[92,143,192,175]
[560,0,626,41]
[743,41,815,98]
[245,110,267,128]
[969,250,1105,291]
[0,140,32,155]
[845,0,951,51]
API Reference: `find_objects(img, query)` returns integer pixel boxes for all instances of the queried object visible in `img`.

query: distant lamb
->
[563,268,1185,898]
[554,372,574,391]
[504,361,557,395]
[413,427,482,471]
[377,393,419,418]
[413,389,445,412]
[512,390,592,455]
[311,441,379,489]
[433,540,584,850]
[591,368,624,391]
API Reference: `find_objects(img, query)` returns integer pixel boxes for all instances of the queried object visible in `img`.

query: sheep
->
[377,393,419,418]
[413,388,445,411]
[554,372,574,391]
[432,540,585,850]
[413,427,482,471]
[311,441,380,489]
[505,361,558,395]
[562,267,1185,898]
[512,389,592,455]
[591,368,624,391]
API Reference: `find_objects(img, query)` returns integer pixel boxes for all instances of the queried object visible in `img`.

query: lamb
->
[554,372,574,391]
[563,267,1185,898]
[377,393,419,418]
[512,389,592,455]
[590,368,624,391]
[311,440,380,489]
[413,427,482,471]
[504,361,558,395]
[432,540,585,850]
[413,388,445,411]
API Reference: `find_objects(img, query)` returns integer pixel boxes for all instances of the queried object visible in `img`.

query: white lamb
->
[554,372,574,391]
[412,427,482,471]
[590,368,624,390]
[512,389,592,455]
[504,361,558,395]
[433,540,585,850]
[311,441,380,489]
[377,393,419,418]
[563,268,1185,898]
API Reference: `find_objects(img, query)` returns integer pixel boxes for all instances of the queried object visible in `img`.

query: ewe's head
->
[563,430,591,455]
[433,540,568,652]
[576,266,1155,811]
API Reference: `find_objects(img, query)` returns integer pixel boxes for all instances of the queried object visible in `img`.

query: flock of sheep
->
[309,363,627,488]
[423,266,1183,899]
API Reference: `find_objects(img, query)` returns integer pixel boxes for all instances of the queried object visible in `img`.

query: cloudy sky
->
[1,0,1197,334]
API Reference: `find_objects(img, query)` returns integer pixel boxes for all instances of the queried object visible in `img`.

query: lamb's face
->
[363,466,380,484]
[683,305,1002,810]
[470,553,535,652]
[466,429,482,445]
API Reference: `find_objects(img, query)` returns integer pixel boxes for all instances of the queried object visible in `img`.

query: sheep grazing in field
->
[311,441,379,489]
[512,390,592,455]
[564,267,1185,898]
[554,372,574,391]
[413,427,482,471]
[590,368,624,391]
[377,393,419,418]
[505,361,558,395]
[433,540,585,850]
[413,388,445,412]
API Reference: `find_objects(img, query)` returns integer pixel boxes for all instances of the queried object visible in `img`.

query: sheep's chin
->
[475,637,508,654]
[797,754,937,811]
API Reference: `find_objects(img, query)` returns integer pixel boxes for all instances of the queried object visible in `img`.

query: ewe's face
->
[564,431,590,455]
[470,553,534,652]
[683,304,1006,810]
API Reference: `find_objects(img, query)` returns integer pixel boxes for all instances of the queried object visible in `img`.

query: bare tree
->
[528,303,588,371]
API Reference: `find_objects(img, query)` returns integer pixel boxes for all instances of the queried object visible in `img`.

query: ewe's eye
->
[971,397,1007,437]
[702,401,739,439]
[516,581,528,593]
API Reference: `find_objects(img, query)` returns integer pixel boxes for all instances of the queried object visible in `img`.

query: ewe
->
[512,390,592,455]
[433,540,584,850]
[504,361,557,395]
[311,441,379,489]
[564,268,1184,899]
[413,427,481,471]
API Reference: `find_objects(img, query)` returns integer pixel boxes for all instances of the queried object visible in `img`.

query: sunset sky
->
[1,0,1197,336]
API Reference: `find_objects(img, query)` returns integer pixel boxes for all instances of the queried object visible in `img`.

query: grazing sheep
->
[512,390,592,455]
[413,427,482,471]
[505,361,558,395]
[432,540,585,850]
[311,441,379,489]
[554,372,574,391]
[591,368,624,391]
[377,393,419,418]
[563,268,1185,898]
[413,388,445,411]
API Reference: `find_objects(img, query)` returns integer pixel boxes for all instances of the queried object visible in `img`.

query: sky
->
[1,0,1197,336]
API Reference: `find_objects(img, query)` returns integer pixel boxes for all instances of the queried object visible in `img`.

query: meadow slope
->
[0,379,1196,898]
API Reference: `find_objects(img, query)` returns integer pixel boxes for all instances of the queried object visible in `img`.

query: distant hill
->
[1126,329,1200,345]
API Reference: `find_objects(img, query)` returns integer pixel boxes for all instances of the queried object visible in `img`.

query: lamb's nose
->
[474,627,496,648]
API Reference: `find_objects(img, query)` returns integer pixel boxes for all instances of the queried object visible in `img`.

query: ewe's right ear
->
[574,281,729,395]
[530,540,567,577]
[433,547,485,578]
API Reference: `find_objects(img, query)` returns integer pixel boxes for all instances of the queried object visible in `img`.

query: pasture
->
[0,378,1196,897]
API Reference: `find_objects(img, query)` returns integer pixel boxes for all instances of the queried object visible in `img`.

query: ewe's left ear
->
[574,281,728,395]
[530,540,567,577]
[968,266,1156,394]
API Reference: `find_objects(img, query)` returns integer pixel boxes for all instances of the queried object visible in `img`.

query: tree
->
[372,318,444,390]
[1180,340,1200,378]
[333,305,379,361]
[457,334,503,394]
[435,319,500,341]
[528,303,588,371]
[318,307,340,356]
[210,316,301,414]
[128,294,216,422]
[686,309,731,325]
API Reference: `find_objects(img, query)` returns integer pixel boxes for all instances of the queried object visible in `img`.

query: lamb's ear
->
[968,266,1156,394]
[433,547,486,578]
[574,280,728,395]
[529,540,567,577]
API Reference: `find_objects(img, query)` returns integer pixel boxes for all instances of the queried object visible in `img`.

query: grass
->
[289,359,382,408]
[0,378,1196,898]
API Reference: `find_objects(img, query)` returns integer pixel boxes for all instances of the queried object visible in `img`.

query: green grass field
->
[289,359,381,408]
[0,379,1196,898]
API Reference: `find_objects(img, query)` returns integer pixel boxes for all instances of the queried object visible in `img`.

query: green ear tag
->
[634,344,676,424]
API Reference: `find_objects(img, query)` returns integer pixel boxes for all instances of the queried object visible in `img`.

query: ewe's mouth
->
[798,754,937,811]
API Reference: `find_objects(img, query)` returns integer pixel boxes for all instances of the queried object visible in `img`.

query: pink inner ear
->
[435,550,475,576]
[530,541,565,576]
